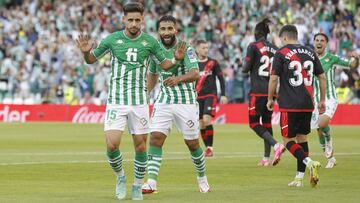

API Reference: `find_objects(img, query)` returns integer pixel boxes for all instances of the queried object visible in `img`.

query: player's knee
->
[106,143,118,152]
[185,139,199,151]
[150,132,166,147]
[135,143,146,153]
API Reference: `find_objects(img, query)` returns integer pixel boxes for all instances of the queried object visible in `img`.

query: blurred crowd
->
[1,0,360,105]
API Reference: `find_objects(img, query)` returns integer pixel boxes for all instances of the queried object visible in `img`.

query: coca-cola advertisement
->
[1,104,360,125]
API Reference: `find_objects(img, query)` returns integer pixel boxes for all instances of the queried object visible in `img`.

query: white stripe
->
[127,67,133,105]
[135,65,140,104]
[111,58,118,104]
[1,152,359,166]
[148,166,160,171]
[148,161,161,167]
[148,171,158,175]
[119,62,125,105]
[183,83,190,103]
[281,125,288,129]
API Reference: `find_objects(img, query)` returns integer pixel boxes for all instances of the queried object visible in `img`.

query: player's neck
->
[198,56,208,62]
[124,29,141,39]
[317,52,326,58]
[285,40,299,45]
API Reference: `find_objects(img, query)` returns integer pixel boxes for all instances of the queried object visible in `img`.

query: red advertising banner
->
[0,104,360,125]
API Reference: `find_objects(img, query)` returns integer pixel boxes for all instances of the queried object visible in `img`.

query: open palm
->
[76,33,93,53]
[174,41,186,61]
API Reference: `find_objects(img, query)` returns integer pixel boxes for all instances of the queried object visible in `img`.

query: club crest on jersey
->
[116,39,123,44]
[187,48,197,63]
[325,58,330,62]
[141,40,148,46]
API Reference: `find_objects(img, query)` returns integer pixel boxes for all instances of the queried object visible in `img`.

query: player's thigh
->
[197,98,205,120]
[127,105,150,135]
[203,96,217,117]
[324,99,338,118]
[311,106,320,129]
[104,104,128,132]
[105,130,124,150]
[173,104,200,140]
[280,112,298,139]
[150,104,173,136]
[297,112,312,136]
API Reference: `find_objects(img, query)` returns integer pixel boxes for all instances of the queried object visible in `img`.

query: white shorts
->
[104,104,150,135]
[311,98,338,129]
[150,104,199,140]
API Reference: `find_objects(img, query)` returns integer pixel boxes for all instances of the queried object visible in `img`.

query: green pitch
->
[0,123,359,203]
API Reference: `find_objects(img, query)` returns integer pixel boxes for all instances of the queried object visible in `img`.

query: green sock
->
[190,147,206,177]
[107,149,124,176]
[134,151,147,185]
[318,132,326,152]
[147,146,163,181]
[322,126,331,142]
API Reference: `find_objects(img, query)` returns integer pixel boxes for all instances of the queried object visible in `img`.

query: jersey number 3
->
[289,60,313,87]
[259,55,273,77]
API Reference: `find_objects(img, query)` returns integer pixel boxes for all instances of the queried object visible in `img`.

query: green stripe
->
[131,67,136,105]
[123,67,129,105]
[178,83,186,104]
[171,87,178,103]
[331,68,336,99]
[139,66,144,104]
[326,70,331,99]
[116,60,121,104]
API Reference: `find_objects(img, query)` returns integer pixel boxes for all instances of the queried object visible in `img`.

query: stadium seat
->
[2,98,13,104]
[24,98,35,105]
[13,98,24,104]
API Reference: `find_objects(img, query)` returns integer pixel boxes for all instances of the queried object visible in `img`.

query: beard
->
[128,27,140,36]
[160,35,176,47]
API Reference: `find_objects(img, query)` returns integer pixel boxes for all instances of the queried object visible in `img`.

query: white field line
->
[0,152,359,166]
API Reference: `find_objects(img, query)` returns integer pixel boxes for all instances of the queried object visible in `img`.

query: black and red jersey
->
[271,44,324,112]
[243,39,278,96]
[196,57,225,98]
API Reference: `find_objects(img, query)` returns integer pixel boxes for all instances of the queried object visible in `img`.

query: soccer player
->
[242,18,285,166]
[195,39,227,157]
[267,25,326,187]
[141,15,210,194]
[76,3,186,200]
[312,33,359,168]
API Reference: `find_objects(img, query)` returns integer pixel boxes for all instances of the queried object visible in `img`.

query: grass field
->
[0,123,360,203]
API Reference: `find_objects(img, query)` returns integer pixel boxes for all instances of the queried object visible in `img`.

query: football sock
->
[251,124,277,146]
[322,125,331,142]
[134,151,147,185]
[264,127,273,158]
[318,129,326,152]
[297,142,309,173]
[286,141,307,163]
[200,129,207,146]
[147,146,163,182]
[191,147,206,177]
[205,125,214,147]
[107,149,124,177]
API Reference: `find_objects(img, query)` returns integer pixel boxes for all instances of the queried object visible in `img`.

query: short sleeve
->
[92,36,111,60]
[243,43,256,71]
[150,39,166,63]
[183,46,199,70]
[148,59,158,74]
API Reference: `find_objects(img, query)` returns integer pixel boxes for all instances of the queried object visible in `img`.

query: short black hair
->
[123,2,144,15]
[279,24,298,40]
[254,18,271,40]
[156,15,177,30]
[196,39,208,46]
[314,33,329,42]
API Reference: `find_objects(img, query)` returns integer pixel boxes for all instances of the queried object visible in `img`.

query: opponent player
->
[195,39,227,157]
[76,3,186,200]
[141,15,210,194]
[242,18,285,166]
[312,33,359,168]
[267,25,326,187]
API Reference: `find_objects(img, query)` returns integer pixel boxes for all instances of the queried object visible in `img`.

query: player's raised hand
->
[163,76,179,87]
[76,33,93,53]
[174,41,187,61]
[266,99,274,111]
[318,101,326,114]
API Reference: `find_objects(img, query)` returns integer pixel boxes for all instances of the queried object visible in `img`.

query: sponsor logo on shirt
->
[141,40,148,46]
[116,39,123,44]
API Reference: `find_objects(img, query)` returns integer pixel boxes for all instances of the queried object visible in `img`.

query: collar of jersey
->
[319,52,328,60]
[122,30,143,40]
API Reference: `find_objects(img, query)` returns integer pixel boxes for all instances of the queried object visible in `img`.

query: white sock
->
[115,169,125,177]
[296,171,305,179]
[134,178,143,186]
[303,157,312,166]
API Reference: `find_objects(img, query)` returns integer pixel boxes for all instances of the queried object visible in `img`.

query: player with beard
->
[242,18,285,166]
[76,2,186,200]
[141,15,210,194]
[195,40,227,157]
[311,33,359,168]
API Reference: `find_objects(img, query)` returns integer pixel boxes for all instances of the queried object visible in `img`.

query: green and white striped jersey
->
[149,41,199,104]
[313,53,350,103]
[92,30,166,105]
